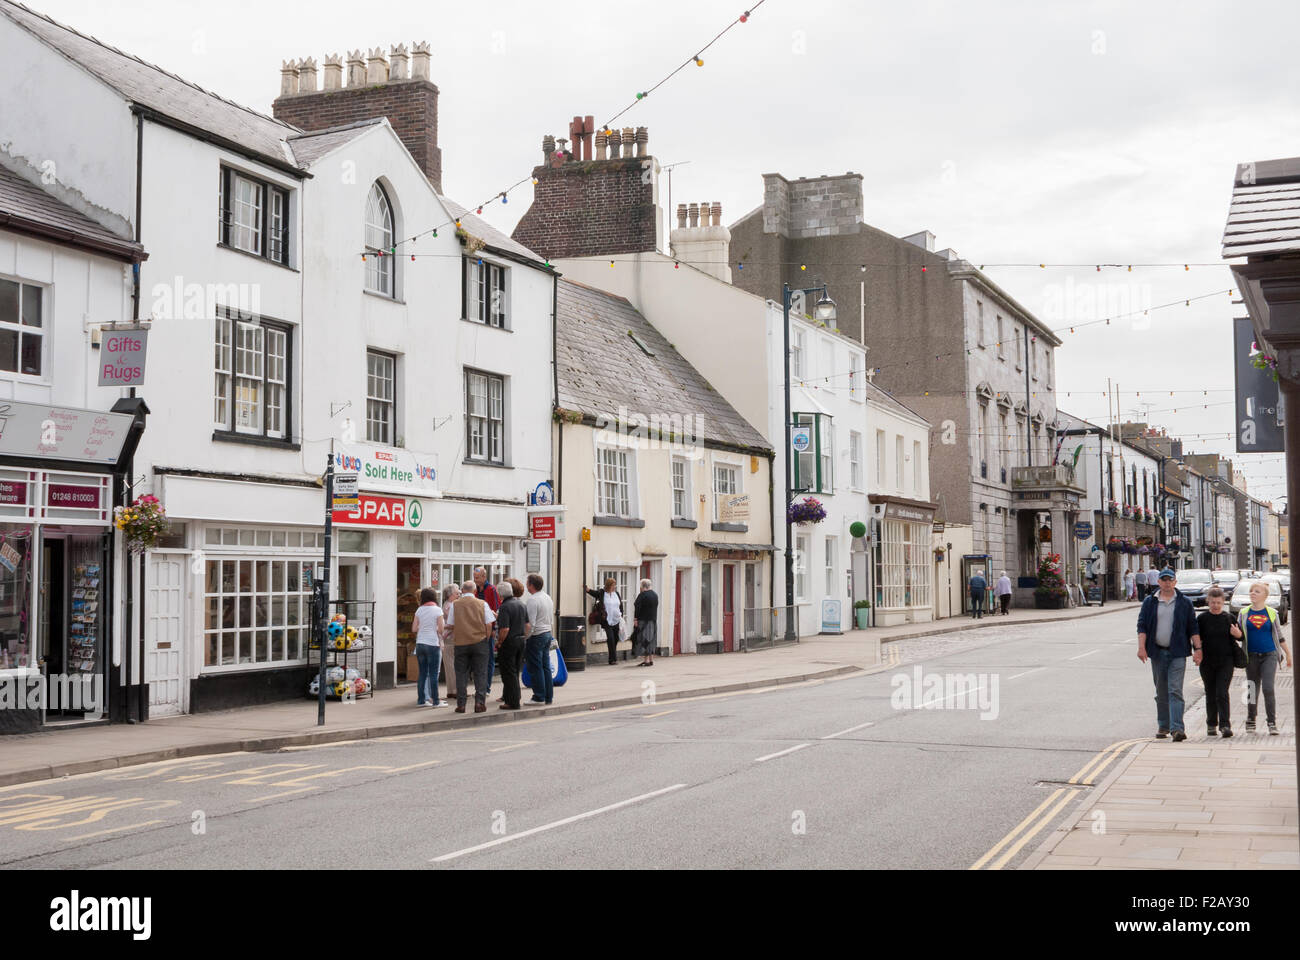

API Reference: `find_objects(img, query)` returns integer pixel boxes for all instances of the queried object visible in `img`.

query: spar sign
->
[332,494,425,528]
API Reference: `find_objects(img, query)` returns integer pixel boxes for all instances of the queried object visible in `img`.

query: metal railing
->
[741,606,799,650]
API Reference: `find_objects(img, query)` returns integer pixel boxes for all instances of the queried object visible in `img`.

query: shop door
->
[722,564,735,652]
[673,569,683,655]
[37,538,66,716]
[145,554,186,717]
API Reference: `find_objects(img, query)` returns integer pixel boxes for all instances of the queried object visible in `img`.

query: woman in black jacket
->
[586,578,624,665]
[1195,586,1240,738]
[633,579,659,667]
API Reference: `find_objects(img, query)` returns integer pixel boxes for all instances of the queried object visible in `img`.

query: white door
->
[145,554,186,717]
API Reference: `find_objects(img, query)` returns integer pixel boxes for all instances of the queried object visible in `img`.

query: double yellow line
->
[970,738,1144,870]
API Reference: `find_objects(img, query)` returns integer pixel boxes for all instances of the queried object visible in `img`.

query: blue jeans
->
[416,643,442,705]
[486,642,495,696]
[1149,645,1186,733]
[526,633,554,703]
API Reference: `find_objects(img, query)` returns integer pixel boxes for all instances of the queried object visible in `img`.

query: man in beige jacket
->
[447,581,497,713]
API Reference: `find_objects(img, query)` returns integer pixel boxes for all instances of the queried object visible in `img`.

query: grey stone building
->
[730,173,1068,599]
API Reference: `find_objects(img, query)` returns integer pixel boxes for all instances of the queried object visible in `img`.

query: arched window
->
[364,182,394,296]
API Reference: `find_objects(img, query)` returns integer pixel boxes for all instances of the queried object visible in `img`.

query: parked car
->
[1174,568,1214,607]
[1228,577,1289,624]
[1212,569,1241,593]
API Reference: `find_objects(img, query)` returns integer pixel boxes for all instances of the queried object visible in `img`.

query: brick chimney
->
[511,119,661,260]
[272,42,442,192]
[670,199,731,282]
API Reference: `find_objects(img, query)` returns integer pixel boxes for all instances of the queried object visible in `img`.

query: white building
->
[0,5,555,717]
[0,163,146,732]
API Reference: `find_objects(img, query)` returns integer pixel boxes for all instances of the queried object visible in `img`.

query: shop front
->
[871,496,939,626]
[0,399,142,733]
[695,542,769,653]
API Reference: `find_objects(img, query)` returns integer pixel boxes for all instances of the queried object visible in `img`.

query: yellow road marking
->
[1069,739,1144,784]
[969,789,1066,870]
[988,788,1080,870]
[248,786,319,802]
[60,820,164,842]
[641,709,677,719]
[574,724,620,735]
[487,741,535,753]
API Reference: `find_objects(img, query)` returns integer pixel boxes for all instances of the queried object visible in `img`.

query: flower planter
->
[1034,593,1067,610]
[855,608,870,629]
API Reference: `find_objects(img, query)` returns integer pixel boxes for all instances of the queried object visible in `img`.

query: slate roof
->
[439,196,548,267]
[1222,157,1300,259]
[287,120,385,168]
[0,166,144,261]
[861,379,930,427]
[1,0,298,170]
[556,279,772,453]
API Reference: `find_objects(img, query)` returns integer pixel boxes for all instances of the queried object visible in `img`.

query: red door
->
[673,570,683,655]
[722,564,735,652]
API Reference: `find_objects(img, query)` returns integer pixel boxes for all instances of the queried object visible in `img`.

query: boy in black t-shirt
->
[1195,586,1240,738]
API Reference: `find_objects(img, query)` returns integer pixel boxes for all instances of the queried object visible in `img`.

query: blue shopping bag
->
[522,643,568,688]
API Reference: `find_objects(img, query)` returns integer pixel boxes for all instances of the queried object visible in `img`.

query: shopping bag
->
[521,644,568,687]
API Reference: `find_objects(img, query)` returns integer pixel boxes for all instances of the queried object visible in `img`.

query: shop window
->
[0,278,43,377]
[0,527,33,668]
[878,520,905,608]
[396,533,423,554]
[336,530,370,553]
[203,557,312,668]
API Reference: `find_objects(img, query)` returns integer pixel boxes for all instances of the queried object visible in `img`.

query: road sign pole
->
[319,443,334,726]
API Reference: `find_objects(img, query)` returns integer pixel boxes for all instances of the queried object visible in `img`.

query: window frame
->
[364,181,396,297]
[0,277,45,379]
[793,412,834,495]
[595,444,635,519]
[791,328,807,380]
[463,256,510,329]
[895,435,905,492]
[670,456,691,520]
[875,429,887,489]
[213,310,293,441]
[712,461,741,522]
[219,166,290,266]
[464,368,506,465]
[366,349,397,445]
[849,430,864,491]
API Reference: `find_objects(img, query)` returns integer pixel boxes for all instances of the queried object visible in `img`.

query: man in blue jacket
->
[1136,568,1202,742]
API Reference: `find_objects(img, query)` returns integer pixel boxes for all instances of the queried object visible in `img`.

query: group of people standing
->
[1124,567,1161,601]
[411,566,557,713]
[1138,568,1291,740]
[967,570,1014,619]
[585,577,660,666]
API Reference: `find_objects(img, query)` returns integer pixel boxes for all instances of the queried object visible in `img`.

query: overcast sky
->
[32,0,1300,506]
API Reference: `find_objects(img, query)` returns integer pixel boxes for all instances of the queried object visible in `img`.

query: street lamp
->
[783,282,836,641]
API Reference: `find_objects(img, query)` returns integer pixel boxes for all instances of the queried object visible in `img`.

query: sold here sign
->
[332,494,425,528]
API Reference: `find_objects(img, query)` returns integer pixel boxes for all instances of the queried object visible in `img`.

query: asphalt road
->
[2,605,1215,869]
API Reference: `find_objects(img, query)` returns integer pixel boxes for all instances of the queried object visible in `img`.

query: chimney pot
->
[366,47,389,84]
[594,129,608,161]
[635,126,648,158]
[608,128,622,159]
[346,49,366,87]
[297,57,318,92]
[280,59,299,97]
[411,41,431,80]
[700,203,712,228]
[676,203,687,228]
[323,53,343,90]
[542,135,555,162]
[390,43,409,80]
[688,203,700,228]
[711,201,722,225]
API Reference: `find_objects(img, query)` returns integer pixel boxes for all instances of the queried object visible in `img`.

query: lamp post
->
[782,282,837,641]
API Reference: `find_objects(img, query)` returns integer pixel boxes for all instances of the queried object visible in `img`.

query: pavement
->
[1025,658,1298,870]
[1,603,1121,789]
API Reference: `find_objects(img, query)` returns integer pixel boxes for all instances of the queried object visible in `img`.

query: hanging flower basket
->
[1122,505,1134,518]
[114,494,168,553]
[787,497,827,525]
[934,546,946,561]
[1106,537,1123,553]
[1250,342,1281,383]
[1137,545,1149,555]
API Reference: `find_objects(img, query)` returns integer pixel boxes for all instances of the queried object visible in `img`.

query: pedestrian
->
[1196,586,1238,738]
[439,583,461,701]
[995,570,1013,616]
[587,577,624,664]
[494,579,528,710]
[1124,568,1136,602]
[1136,568,1200,741]
[412,587,446,708]
[968,570,987,619]
[632,578,659,666]
[524,573,555,705]
[447,579,497,713]
[473,567,501,699]
[1238,580,1293,735]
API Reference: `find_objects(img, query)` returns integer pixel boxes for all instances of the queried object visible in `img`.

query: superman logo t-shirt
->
[1245,609,1274,653]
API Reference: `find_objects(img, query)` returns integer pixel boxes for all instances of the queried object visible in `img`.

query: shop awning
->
[695,541,775,552]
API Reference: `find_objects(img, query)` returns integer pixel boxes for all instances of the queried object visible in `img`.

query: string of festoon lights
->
[357,2,769,263]
[783,288,1235,391]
